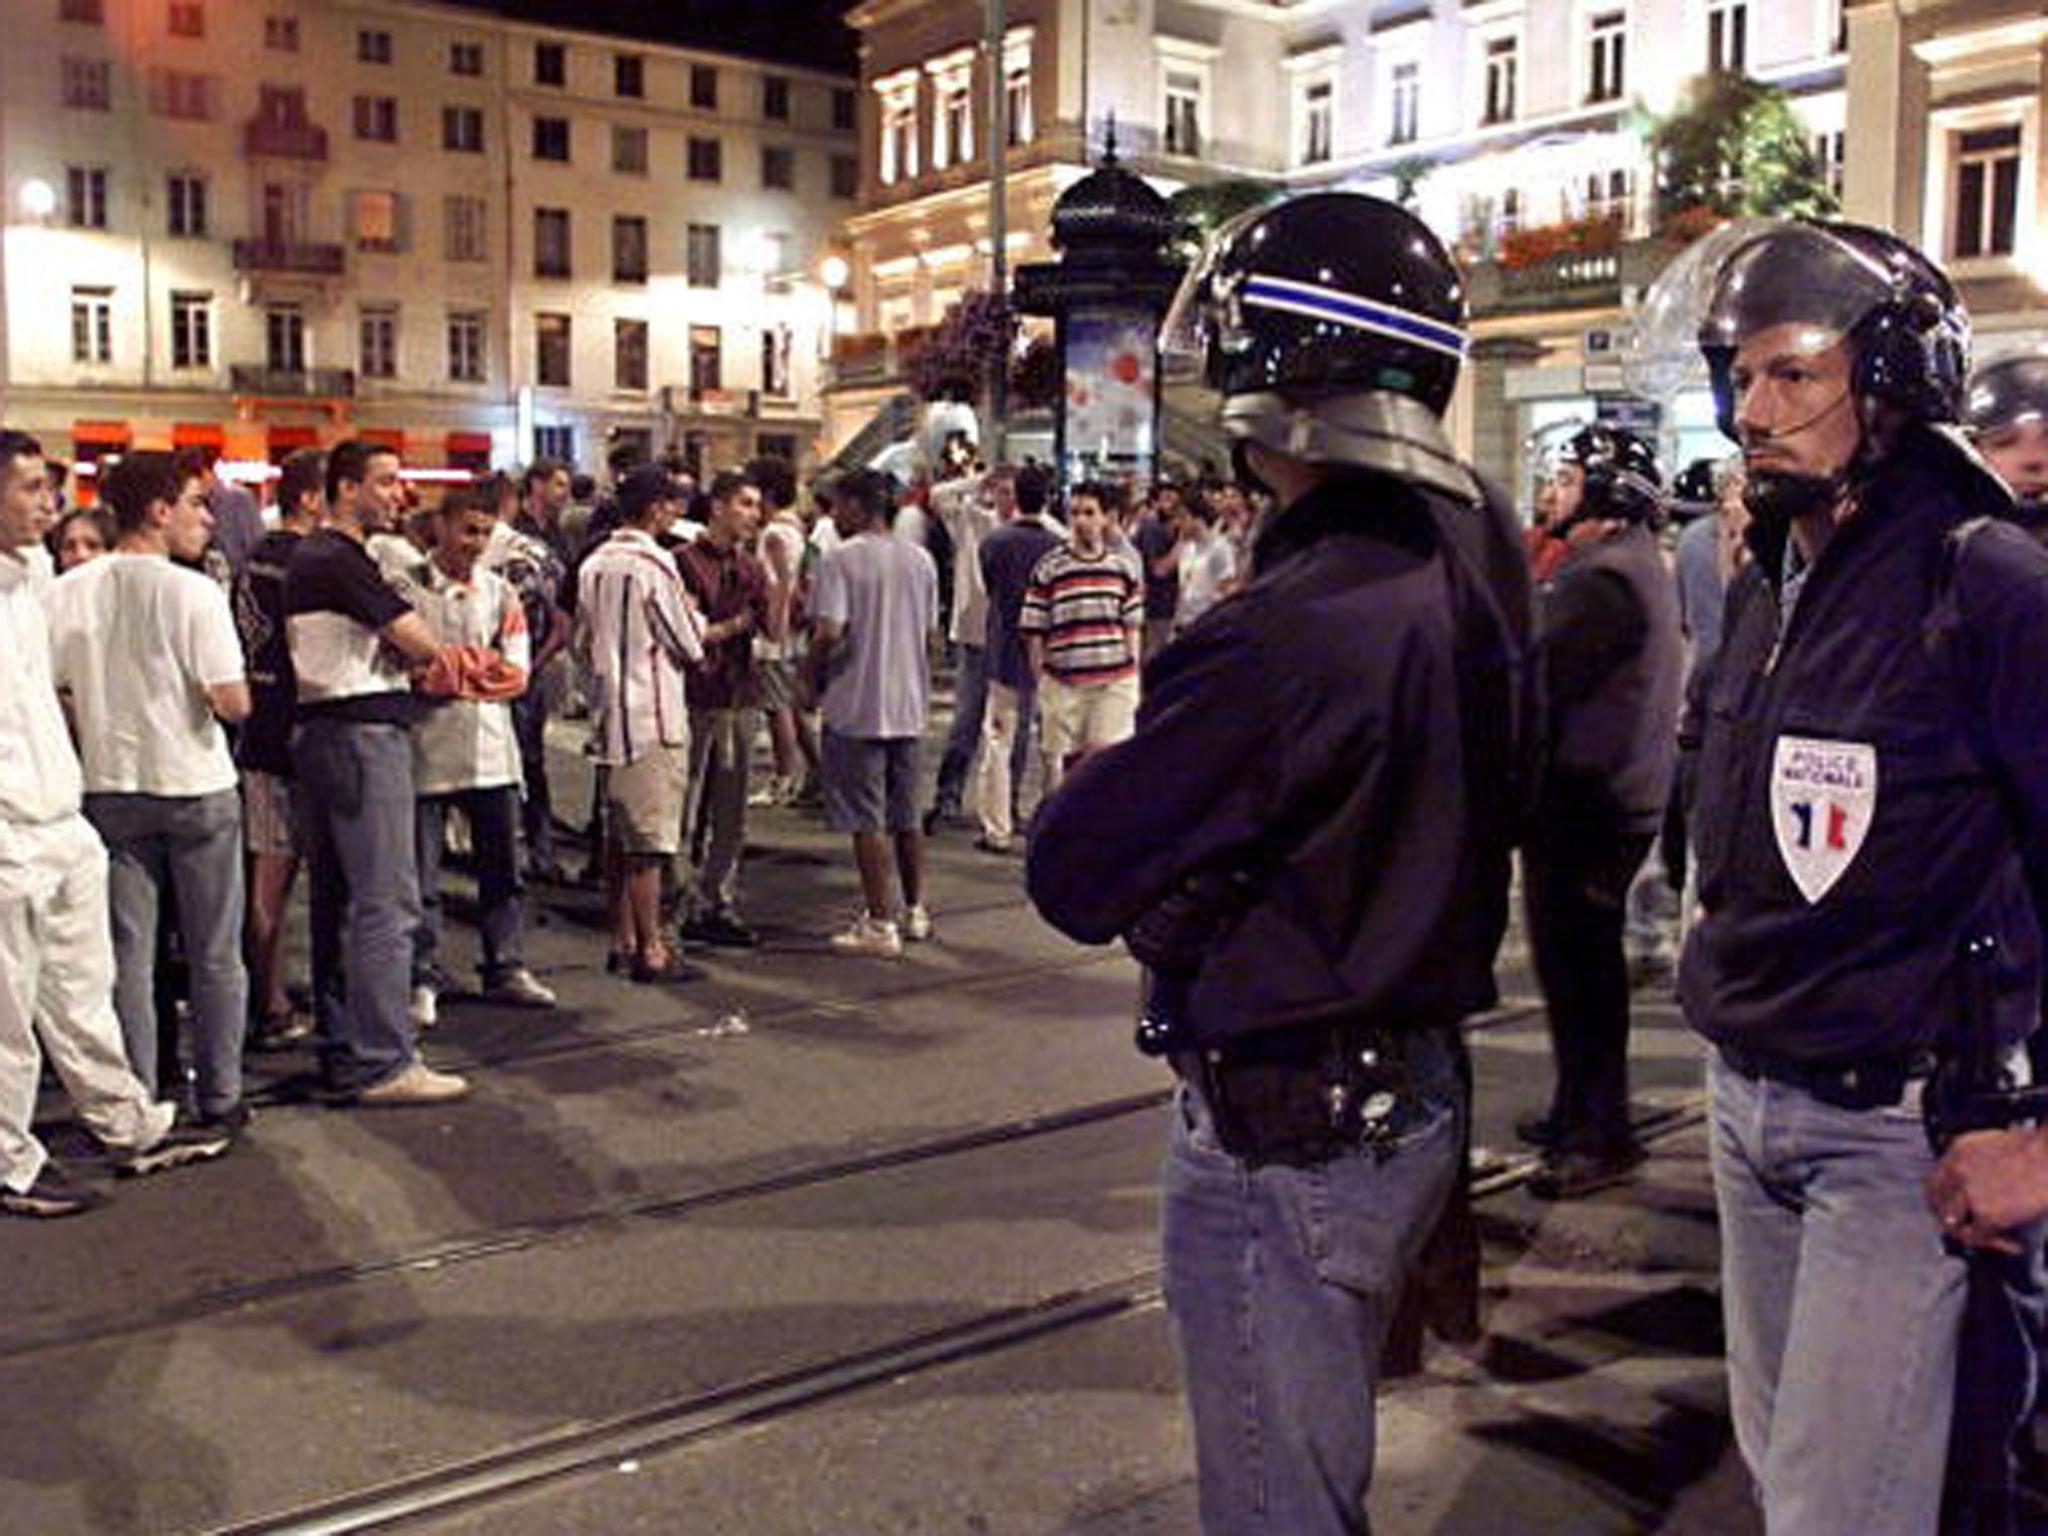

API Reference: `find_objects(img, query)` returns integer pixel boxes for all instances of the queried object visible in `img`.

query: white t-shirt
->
[45,552,244,797]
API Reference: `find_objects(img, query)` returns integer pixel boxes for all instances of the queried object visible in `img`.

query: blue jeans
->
[1162,1026,1464,1536]
[295,718,422,1093]
[1708,1052,1966,1536]
[932,643,988,814]
[414,785,527,988]
[84,789,247,1117]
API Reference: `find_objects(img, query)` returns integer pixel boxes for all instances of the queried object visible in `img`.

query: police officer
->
[1966,350,2048,538]
[1026,192,1534,1536]
[1679,220,2048,1535]
[1520,425,1685,1198]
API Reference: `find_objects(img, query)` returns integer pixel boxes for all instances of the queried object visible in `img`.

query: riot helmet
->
[1966,350,2048,530]
[1161,191,1477,504]
[1667,458,1722,521]
[1552,424,1664,528]
[1699,220,1969,442]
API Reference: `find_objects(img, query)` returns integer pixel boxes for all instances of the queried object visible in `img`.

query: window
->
[263,14,296,50]
[170,291,211,369]
[532,116,570,161]
[152,69,215,120]
[762,324,792,398]
[1813,128,1846,199]
[1500,187,1524,235]
[688,136,722,181]
[60,0,104,20]
[360,306,398,379]
[1587,11,1626,104]
[353,95,398,142]
[353,189,404,253]
[614,318,649,391]
[445,194,487,262]
[1707,1,1746,74]
[1483,35,1518,126]
[1298,77,1333,166]
[1585,167,1633,228]
[878,73,918,183]
[260,178,304,246]
[762,145,795,190]
[686,223,721,287]
[930,53,973,168]
[613,215,648,283]
[1004,30,1033,145]
[764,74,789,121]
[758,230,791,285]
[66,165,107,229]
[613,124,649,174]
[257,83,307,128]
[443,105,484,153]
[690,64,717,109]
[534,42,565,86]
[1952,125,2022,260]
[830,153,858,199]
[534,424,574,462]
[534,207,571,278]
[615,53,643,98]
[536,313,571,387]
[1387,62,1419,146]
[826,87,853,131]
[167,0,203,38]
[448,310,486,383]
[167,172,207,236]
[71,287,112,364]
[451,40,483,76]
[689,324,722,393]
[1163,69,1202,156]
[358,29,392,64]
[62,58,111,110]
[266,305,305,373]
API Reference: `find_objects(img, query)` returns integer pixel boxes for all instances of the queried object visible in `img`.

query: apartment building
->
[1,0,859,475]
[836,0,1857,489]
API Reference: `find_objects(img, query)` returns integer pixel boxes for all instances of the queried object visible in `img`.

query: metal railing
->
[232,239,345,275]
[230,365,356,398]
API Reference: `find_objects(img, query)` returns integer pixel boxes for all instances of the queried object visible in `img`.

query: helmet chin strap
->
[1740,389,1861,530]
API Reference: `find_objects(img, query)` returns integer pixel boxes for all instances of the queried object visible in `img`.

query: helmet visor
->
[1699,224,1898,360]
[1160,206,1272,377]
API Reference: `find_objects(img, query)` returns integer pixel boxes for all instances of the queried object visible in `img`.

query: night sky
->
[444,0,859,73]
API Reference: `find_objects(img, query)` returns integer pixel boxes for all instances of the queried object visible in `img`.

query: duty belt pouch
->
[1195,1027,1412,1170]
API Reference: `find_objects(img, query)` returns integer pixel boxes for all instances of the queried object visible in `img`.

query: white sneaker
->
[901,903,934,942]
[409,985,439,1031]
[357,1061,470,1106]
[830,913,903,957]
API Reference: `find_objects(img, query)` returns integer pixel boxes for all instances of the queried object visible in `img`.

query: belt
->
[1716,1042,1935,1112]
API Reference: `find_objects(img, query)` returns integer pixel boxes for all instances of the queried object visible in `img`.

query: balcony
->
[242,120,329,161]
[230,365,356,398]
[1466,235,1670,321]
[233,240,345,276]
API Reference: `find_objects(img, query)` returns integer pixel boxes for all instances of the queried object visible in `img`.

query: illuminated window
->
[536,313,571,387]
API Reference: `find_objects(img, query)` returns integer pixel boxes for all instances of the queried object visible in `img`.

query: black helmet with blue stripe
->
[1162,191,1468,415]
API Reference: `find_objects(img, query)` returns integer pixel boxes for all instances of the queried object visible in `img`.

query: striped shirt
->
[574,529,704,766]
[1017,545,1143,686]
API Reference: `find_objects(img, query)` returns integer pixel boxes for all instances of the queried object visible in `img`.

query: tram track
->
[198,1090,1708,1536]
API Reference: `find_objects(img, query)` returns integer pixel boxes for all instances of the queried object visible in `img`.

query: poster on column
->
[1063,308,1157,491]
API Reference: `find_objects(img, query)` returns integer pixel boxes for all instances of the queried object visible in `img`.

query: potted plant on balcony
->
[1651,71,1838,243]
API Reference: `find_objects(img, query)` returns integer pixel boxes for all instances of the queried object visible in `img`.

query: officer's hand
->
[1926,1126,2048,1251]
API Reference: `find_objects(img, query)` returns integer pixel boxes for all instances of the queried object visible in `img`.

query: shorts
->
[821,731,920,835]
[241,770,298,858]
[607,744,688,856]
[753,657,800,715]
[1038,673,1140,761]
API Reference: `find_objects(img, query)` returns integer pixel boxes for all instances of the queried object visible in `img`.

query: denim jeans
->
[512,685,555,872]
[1708,1052,1967,1536]
[294,718,422,1093]
[932,643,988,814]
[685,706,755,918]
[414,785,526,988]
[1162,1026,1465,1536]
[84,789,247,1116]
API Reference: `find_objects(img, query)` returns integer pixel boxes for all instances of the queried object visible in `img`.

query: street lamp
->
[19,178,56,221]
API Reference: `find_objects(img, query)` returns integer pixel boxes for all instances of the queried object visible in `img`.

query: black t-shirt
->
[233,528,303,774]
[283,528,418,726]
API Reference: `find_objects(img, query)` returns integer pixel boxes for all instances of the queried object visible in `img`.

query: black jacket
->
[1026,473,1533,1046]
[1680,429,2048,1063]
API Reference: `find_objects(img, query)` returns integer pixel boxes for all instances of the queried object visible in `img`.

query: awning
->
[445,431,493,455]
[71,419,131,449]
[267,425,320,456]
[173,422,226,450]
[360,428,406,452]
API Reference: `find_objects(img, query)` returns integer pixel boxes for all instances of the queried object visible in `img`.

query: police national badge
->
[1771,735,1877,903]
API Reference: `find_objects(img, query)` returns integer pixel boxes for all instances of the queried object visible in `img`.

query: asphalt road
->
[0,720,1759,1536]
